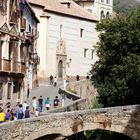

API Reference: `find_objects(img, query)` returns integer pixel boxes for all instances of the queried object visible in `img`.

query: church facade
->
[28,0,113,81]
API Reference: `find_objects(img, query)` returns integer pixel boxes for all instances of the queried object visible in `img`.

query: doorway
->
[58,60,63,79]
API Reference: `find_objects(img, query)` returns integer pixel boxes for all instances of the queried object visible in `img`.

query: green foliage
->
[91,6,140,107]
[113,0,120,6]
[85,129,133,140]
[91,98,103,109]
[113,0,139,15]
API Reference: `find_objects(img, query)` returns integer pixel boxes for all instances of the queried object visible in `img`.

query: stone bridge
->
[0,104,140,140]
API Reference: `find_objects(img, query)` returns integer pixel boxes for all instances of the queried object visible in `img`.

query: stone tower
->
[73,0,113,20]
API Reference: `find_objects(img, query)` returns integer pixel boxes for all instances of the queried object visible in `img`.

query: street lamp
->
[67,58,72,67]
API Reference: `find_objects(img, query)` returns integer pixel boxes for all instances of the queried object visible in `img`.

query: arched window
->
[100,10,105,20]
[106,12,110,18]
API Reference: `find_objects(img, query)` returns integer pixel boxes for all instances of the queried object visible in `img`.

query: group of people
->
[0,102,30,123]
[32,96,60,113]
[50,75,57,86]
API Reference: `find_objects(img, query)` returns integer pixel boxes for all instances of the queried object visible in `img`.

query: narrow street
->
[26,81,73,112]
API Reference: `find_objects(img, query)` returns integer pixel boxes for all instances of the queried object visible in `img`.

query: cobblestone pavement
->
[26,81,73,114]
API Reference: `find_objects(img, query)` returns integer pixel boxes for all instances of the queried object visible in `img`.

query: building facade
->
[28,0,113,82]
[0,0,39,108]
[74,0,113,20]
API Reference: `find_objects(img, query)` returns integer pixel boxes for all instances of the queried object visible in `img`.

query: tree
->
[91,6,140,107]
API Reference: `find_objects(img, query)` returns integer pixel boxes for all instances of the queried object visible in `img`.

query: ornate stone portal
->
[56,39,67,79]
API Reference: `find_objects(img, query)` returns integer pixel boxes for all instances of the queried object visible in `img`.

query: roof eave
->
[43,9,99,22]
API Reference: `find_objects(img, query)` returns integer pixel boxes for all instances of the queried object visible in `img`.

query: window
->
[100,10,105,20]
[20,44,24,62]
[18,83,21,99]
[84,48,88,58]
[106,0,110,4]
[106,12,110,18]
[80,28,84,38]
[9,41,12,60]
[91,49,95,59]
[7,83,12,99]
[0,83,3,100]
[60,24,63,38]
[13,81,20,93]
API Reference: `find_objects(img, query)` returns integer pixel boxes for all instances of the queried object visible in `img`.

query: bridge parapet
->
[0,105,140,140]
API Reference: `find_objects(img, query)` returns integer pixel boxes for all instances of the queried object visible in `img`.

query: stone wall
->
[66,79,98,107]
[0,105,140,140]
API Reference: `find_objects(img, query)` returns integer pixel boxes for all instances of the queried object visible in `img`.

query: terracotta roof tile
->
[27,0,45,7]
[27,0,98,21]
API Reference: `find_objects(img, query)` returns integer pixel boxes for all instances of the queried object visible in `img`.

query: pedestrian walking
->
[45,97,51,110]
[27,87,30,98]
[22,101,28,113]
[76,75,80,81]
[17,104,24,120]
[0,109,5,123]
[32,97,37,113]
[38,96,43,112]
[54,76,57,86]
[5,109,11,122]
[53,96,59,108]
[25,106,30,118]
[49,75,53,85]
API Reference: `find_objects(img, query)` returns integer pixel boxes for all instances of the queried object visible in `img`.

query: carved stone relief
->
[56,39,66,55]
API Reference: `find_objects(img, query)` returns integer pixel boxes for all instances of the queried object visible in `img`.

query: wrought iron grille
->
[0,0,7,16]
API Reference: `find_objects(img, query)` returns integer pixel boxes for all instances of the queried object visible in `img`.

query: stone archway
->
[58,60,63,79]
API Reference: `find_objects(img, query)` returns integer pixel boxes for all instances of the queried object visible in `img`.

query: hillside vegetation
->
[113,0,140,14]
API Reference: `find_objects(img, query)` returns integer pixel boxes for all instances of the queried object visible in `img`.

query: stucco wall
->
[46,13,99,78]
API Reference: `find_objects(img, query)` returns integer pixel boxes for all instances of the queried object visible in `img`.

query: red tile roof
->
[27,0,98,21]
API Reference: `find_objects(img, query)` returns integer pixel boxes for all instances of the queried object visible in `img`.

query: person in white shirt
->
[54,77,57,86]
[22,101,28,113]
[32,97,37,113]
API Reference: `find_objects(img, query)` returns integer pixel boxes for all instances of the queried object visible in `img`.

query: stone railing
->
[0,105,140,140]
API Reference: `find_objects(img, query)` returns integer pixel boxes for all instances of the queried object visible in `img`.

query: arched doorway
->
[58,60,63,79]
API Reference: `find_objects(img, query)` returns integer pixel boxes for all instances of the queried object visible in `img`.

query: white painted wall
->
[30,4,102,79]
[41,12,99,78]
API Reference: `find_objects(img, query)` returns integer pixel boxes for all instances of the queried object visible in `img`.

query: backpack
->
[6,112,11,120]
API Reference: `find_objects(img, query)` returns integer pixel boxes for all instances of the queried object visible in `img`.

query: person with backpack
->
[45,97,51,110]
[53,96,59,108]
[5,109,11,122]
[25,106,30,118]
[17,104,24,120]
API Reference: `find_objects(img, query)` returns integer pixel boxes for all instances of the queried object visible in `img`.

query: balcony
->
[0,59,26,74]
[9,12,17,26]
[20,17,26,32]
[21,62,26,74]
[1,59,11,72]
